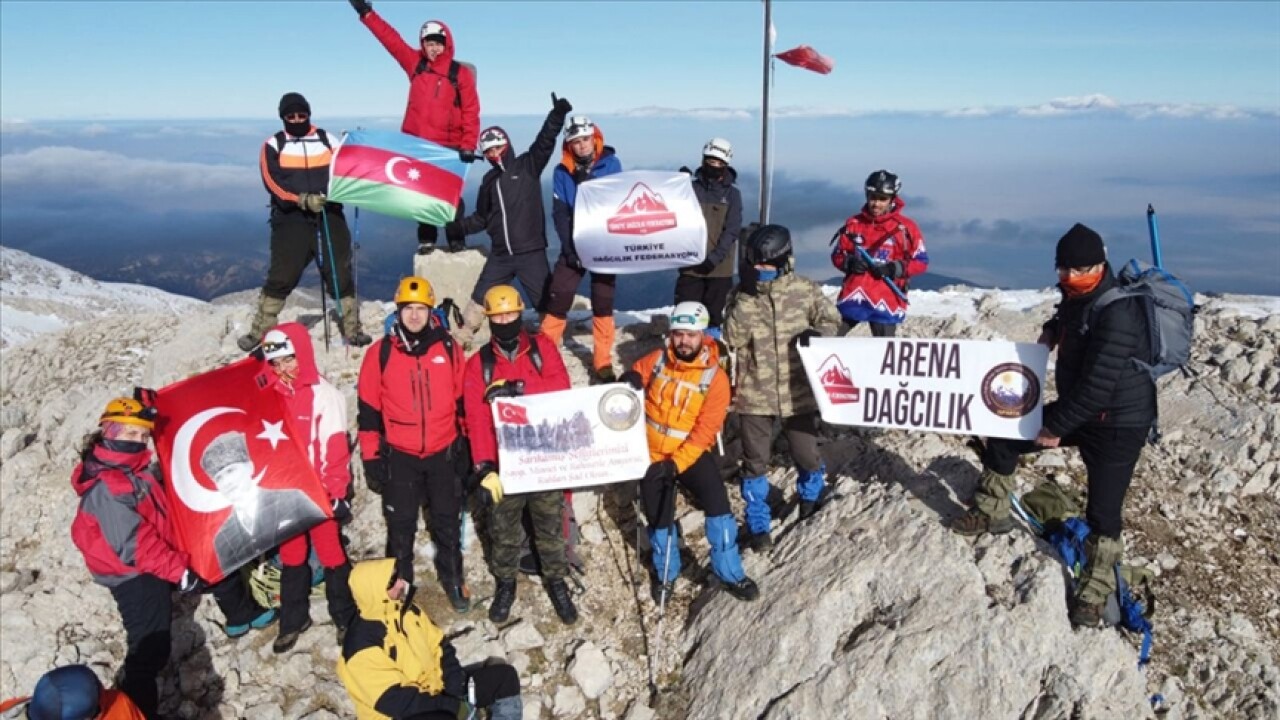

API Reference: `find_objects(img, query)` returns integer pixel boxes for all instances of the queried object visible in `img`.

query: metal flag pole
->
[759,0,774,224]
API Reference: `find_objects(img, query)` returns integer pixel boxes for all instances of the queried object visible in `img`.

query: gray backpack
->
[1088,259,1196,381]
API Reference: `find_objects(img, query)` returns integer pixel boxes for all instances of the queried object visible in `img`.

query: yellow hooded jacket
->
[337,559,464,719]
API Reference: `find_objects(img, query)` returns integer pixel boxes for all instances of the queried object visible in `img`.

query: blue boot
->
[797,465,828,520]
[707,515,758,601]
[648,525,680,605]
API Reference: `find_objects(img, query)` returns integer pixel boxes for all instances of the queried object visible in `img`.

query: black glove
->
[688,259,716,275]
[870,260,905,280]
[792,329,822,349]
[642,459,678,486]
[619,370,644,392]
[331,497,352,522]
[179,569,207,594]
[458,150,477,164]
[348,0,372,17]
[551,92,573,115]
[363,458,388,495]
[844,252,870,275]
[678,165,694,176]
[484,379,525,403]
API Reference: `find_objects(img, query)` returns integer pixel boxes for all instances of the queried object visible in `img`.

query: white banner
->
[798,337,1050,440]
[494,384,651,494]
[573,171,707,274]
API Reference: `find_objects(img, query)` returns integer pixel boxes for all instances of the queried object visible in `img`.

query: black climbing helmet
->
[744,224,792,266]
[865,170,901,197]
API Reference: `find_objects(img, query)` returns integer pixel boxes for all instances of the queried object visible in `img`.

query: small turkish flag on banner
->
[775,45,835,75]
[496,401,530,425]
[152,358,330,582]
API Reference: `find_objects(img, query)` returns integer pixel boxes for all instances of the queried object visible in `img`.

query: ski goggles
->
[261,340,295,358]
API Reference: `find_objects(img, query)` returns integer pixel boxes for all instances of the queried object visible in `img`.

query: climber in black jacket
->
[953,223,1156,627]
[447,93,572,345]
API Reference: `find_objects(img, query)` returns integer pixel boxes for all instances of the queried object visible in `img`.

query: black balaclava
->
[279,92,311,138]
[490,318,522,352]
[700,161,725,182]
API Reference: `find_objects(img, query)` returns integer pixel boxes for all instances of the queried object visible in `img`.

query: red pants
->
[279,518,347,568]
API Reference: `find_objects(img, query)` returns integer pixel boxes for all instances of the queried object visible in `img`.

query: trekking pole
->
[1146,204,1164,269]
[829,227,908,304]
[319,208,347,341]
[351,206,363,331]
[314,224,332,351]
[648,476,677,704]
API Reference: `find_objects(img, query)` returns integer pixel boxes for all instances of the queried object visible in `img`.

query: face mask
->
[756,266,779,282]
[701,164,724,181]
[284,120,309,137]
[1060,266,1105,297]
[490,318,522,344]
[102,438,147,455]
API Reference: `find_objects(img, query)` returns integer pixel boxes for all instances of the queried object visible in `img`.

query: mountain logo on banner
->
[607,183,678,235]
[818,354,860,404]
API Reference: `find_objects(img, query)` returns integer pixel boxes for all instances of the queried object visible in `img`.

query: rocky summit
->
[1,247,1277,719]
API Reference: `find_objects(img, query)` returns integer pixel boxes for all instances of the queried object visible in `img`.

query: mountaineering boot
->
[593,365,617,384]
[723,576,760,602]
[237,294,287,351]
[444,583,471,613]
[416,224,437,255]
[224,607,278,639]
[743,530,773,553]
[339,297,372,347]
[651,578,675,607]
[798,484,833,521]
[545,578,579,625]
[489,578,517,623]
[416,243,436,256]
[1070,534,1124,628]
[592,316,616,376]
[272,617,312,654]
[453,299,486,347]
[951,468,1017,536]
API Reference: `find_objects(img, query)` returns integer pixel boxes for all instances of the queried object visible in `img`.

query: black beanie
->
[278,92,310,118]
[1055,223,1106,269]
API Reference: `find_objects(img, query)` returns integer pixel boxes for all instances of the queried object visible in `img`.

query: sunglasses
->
[284,113,309,122]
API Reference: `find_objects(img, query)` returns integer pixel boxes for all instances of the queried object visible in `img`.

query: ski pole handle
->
[855,246,909,303]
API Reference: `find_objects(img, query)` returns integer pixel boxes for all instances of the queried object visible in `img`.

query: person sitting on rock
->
[70,397,276,718]
[0,664,144,720]
[446,93,574,346]
[622,301,759,606]
[460,285,578,626]
[723,224,842,551]
[253,323,358,653]
[337,558,522,720]
[952,223,1156,627]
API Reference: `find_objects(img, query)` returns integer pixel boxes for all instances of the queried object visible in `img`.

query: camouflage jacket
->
[724,266,841,416]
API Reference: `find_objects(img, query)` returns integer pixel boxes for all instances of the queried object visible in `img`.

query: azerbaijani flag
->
[327,129,470,226]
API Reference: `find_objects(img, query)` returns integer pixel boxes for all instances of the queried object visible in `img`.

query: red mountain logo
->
[607,183,677,235]
[817,354,860,404]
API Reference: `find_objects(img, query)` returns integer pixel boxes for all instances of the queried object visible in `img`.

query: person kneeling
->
[338,559,522,720]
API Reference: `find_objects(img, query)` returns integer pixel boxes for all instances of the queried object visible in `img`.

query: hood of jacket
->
[256,322,319,389]
[419,18,457,73]
[694,164,738,187]
[560,125,613,173]
[350,558,404,623]
[72,443,153,496]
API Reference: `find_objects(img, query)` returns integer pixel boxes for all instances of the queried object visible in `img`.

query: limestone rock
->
[552,685,586,717]
[568,641,614,700]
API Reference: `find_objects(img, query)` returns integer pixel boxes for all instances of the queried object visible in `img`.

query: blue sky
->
[2,2,1278,119]
[1,2,1278,300]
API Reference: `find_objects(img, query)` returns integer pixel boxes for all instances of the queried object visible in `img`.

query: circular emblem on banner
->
[598,388,642,431]
[980,363,1041,418]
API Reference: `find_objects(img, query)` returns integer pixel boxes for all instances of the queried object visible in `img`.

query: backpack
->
[479,336,543,386]
[1087,259,1195,381]
[379,311,456,373]
[412,58,474,109]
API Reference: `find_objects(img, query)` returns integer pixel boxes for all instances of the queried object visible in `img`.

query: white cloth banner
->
[494,384,651,494]
[798,337,1050,440]
[573,170,707,274]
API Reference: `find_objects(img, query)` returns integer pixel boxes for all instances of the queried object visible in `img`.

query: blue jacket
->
[551,132,622,262]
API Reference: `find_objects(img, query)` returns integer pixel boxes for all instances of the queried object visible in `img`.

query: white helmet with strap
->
[670,301,710,332]
[702,137,733,163]
[564,116,596,142]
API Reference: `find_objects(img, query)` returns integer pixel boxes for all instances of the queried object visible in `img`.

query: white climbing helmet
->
[477,127,509,153]
[564,116,596,142]
[670,302,711,332]
[419,21,447,44]
[260,328,295,361]
[702,137,733,163]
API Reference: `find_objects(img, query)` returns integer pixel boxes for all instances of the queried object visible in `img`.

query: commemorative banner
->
[798,337,1050,440]
[572,170,707,274]
[494,384,651,494]
[152,358,330,582]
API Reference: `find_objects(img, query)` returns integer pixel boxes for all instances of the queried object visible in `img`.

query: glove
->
[792,329,822,349]
[551,92,573,115]
[688,259,716,275]
[298,193,327,213]
[348,0,372,17]
[642,459,678,486]
[843,252,870,275]
[870,260,905,280]
[179,569,207,594]
[618,370,644,392]
[363,458,388,495]
[331,497,352,522]
[677,165,694,176]
[478,471,504,507]
[484,379,525,403]
[458,150,478,164]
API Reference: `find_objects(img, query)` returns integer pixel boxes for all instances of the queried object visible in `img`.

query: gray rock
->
[552,685,586,717]
[502,620,546,653]
[568,641,614,700]
[624,700,657,720]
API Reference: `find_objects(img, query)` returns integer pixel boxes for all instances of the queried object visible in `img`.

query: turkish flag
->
[496,401,530,425]
[775,45,835,75]
[152,358,330,582]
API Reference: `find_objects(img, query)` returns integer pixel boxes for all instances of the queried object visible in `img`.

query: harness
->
[645,350,718,441]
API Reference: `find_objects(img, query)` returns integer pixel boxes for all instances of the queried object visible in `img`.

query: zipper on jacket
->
[416,358,428,456]
[496,178,513,255]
